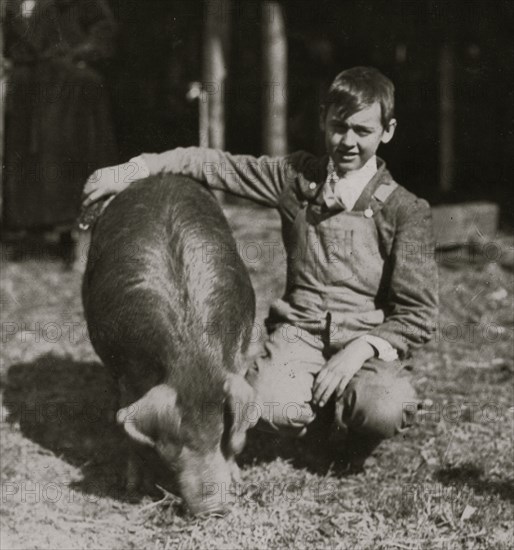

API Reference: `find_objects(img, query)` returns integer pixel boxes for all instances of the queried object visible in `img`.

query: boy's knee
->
[245,357,317,437]
[257,401,316,437]
[341,374,418,440]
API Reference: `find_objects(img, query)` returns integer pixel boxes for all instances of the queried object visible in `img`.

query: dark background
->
[107,0,513,218]
[5,0,514,221]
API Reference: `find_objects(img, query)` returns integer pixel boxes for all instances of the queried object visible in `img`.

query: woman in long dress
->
[3,0,118,235]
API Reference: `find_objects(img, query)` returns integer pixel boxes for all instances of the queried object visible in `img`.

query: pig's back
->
[83,175,255,382]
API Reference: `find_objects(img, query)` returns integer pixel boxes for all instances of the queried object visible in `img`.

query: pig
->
[82,174,257,515]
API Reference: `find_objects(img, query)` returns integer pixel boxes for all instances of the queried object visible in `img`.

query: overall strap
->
[370,181,399,255]
[369,180,399,214]
[372,182,398,204]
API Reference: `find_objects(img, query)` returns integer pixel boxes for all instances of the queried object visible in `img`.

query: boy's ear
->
[380,118,397,144]
[319,105,327,132]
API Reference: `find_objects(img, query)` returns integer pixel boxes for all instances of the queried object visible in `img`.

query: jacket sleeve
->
[141,147,294,208]
[367,197,439,357]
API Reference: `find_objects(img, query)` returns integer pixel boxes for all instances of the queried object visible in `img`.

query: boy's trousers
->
[246,324,419,446]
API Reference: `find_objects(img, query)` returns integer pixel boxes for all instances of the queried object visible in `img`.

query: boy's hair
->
[323,67,395,127]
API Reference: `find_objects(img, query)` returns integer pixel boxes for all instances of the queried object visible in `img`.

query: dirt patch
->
[1,205,513,549]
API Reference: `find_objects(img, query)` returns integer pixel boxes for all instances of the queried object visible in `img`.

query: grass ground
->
[0,202,513,549]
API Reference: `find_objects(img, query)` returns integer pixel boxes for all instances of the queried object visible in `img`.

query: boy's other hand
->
[312,339,375,407]
[82,160,147,207]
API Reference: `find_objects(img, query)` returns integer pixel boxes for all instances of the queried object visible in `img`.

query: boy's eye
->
[329,123,373,136]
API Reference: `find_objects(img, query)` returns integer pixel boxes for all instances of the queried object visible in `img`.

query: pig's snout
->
[177,447,241,515]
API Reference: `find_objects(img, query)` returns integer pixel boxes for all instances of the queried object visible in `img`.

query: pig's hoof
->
[124,460,142,498]
[124,457,157,498]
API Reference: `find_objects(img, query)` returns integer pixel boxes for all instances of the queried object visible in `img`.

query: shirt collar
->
[324,155,378,211]
[326,155,378,185]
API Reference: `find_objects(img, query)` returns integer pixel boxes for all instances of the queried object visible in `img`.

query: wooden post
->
[262,1,288,156]
[186,81,209,148]
[198,85,209,149]
[202,0,231,150]
[438,42,455,193]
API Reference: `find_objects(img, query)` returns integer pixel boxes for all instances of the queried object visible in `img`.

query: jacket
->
[141,147,439,357]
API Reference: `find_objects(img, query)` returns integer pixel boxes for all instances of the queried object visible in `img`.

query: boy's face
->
[320,102,396,175]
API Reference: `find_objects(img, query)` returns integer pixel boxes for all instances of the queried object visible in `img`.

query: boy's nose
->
[339,130,357,148]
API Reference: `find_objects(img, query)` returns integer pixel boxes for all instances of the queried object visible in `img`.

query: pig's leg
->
[125,445,141,493]
[72,228,91,273]
[118,378,156,495]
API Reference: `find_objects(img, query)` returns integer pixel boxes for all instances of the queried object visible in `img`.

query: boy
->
[82,67,438,470]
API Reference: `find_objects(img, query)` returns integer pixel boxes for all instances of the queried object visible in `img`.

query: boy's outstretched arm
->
[82,147,291,208]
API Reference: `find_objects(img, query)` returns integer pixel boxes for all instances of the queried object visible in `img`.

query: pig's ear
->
[223,374,258,455]
[116,384,179,447]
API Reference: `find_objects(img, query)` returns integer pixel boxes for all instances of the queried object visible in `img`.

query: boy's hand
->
[312,339,375,407]
[82,160,147,207]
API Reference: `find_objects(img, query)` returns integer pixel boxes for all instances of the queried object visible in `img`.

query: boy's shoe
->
[302,401,337,445]
[333,430,382,475]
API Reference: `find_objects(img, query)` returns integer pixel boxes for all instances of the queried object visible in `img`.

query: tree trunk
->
[262,1,288,156]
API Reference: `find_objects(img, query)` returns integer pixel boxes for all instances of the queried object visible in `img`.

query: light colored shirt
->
[323,155,378,211]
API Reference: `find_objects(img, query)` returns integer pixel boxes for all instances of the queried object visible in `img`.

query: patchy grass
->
[1,202,513,549]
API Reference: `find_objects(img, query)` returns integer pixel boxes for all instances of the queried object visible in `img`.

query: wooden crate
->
[431,202,499,248]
